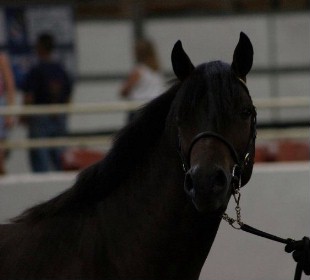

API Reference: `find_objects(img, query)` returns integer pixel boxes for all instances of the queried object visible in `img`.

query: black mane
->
[13,83,181,224]
[176,61,237,121]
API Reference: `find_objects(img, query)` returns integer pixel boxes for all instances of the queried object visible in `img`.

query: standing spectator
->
[22,33,73,172]
[0,53,16,175]
[120,38,165,122]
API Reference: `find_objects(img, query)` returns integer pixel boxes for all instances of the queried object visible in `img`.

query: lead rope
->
[222,176,310,280]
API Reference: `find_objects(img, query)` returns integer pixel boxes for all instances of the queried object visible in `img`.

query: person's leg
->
[50,147,64,171]
[0,144,5,175]
[0,110,7,175]
[49,115,67,171]
[29,147,50,172]
[28,116,51,172]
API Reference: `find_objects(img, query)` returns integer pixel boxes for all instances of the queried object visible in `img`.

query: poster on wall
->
[0,5,75,89]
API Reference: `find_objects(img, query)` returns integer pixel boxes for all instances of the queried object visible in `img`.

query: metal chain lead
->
[222,165,243,229]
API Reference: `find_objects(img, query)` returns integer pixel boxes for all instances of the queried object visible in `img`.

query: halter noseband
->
[179,131,241,173]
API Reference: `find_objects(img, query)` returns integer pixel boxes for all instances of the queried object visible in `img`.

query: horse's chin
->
[191,195,228,215]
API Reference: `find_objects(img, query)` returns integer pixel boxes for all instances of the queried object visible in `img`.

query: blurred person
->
[22,33,73,172]
[0,52,16,175]
[120,38,165,122]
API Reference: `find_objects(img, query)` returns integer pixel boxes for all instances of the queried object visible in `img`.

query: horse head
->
[172,32,256,214]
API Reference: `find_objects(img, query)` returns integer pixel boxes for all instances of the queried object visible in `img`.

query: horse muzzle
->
[184,164,233,213]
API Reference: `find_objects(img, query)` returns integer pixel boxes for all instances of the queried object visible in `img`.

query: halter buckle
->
[232,164,242,189]
[244,152,250,166]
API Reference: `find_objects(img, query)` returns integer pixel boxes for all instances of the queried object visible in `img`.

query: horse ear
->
[232,32,253,81]
[171,40,195,81]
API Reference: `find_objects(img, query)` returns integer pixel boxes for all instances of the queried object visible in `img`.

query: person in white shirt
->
[120,38,165,122]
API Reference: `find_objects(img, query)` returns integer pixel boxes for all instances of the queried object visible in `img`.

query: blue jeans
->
[28,115,67,172]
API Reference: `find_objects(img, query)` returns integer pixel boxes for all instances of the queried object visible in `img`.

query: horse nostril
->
[184,172,195,198]
[184,167,229,198]
[212,168,229,194]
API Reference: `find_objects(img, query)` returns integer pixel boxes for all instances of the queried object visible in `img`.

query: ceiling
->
[1,0,309,19]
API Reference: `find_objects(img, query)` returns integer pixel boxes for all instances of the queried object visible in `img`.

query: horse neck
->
[98,128,222,279]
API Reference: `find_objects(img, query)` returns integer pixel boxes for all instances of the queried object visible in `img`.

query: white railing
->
[254,96,310,109]
[0,136,112,150]
[0,100,144,116]
[0,128,308,150]
[0,97,309,116]
[0,97,308,150]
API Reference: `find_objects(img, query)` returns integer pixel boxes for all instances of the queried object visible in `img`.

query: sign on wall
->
[0,5,75,89]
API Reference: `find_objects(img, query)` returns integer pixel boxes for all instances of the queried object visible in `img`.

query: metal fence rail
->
[0,98,308,150]
[0,128,308,150]
[0,97,309,116]
[0,101,144,116]
[0,136,112,150]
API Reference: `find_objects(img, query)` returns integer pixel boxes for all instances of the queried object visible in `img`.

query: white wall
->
[5,12,310,174]
[76,21,133,75]
[69,81,126,132]
[71,12,310,132]
[200,162,310,280]
[0,163,309,280]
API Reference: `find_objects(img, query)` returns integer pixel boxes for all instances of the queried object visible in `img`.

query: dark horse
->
[0,32,256,279]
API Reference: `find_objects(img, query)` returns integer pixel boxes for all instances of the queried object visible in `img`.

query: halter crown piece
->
[237,77,247,88]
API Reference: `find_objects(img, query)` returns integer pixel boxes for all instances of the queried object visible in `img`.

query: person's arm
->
[0,54,15,106]
[120,68,141,98]
[0,53,16,127]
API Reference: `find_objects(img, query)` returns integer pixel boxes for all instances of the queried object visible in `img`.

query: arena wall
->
[5,12,309,174]
[72,12,310,133]
[0,162,309,280]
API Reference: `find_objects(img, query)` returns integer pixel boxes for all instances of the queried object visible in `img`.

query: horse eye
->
[240,108,252,119]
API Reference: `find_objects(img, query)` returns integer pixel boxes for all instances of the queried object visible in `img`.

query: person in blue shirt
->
[22,33,73,172]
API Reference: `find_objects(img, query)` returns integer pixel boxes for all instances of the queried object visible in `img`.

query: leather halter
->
[181,131,241,172]
[178,77,257,186]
